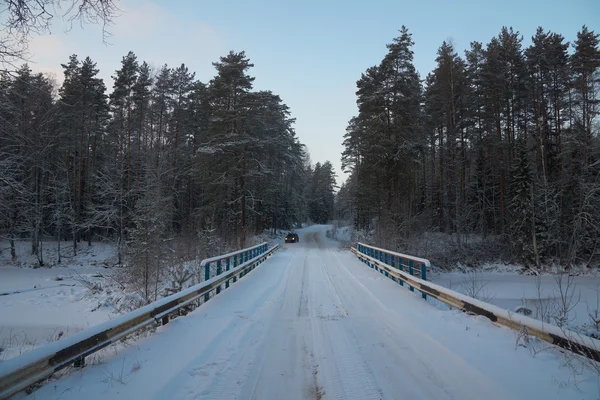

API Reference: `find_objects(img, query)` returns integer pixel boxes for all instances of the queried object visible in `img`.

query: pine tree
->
[201,51,256,246]
[108,51,139,263]
[509,141,537,264]
[308,161,337,224]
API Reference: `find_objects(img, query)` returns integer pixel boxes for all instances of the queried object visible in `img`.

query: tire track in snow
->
[298,255,310,317]
[309,252,381,400]
[318,256,348,319]
[235,250,317,400]
[193,250,302,400]
[150,250,298,400]
[316,320,383,400]
[324,248,515,400]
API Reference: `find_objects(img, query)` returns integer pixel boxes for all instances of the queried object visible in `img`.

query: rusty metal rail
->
[0,244,279,400]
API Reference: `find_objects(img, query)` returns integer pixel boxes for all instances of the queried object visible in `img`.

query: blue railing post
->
[398,258,404,286]
[240,252,246,277]
[216,260,222,294]
[383,253,389,277]
[408,260,414,292]
[226,258,231,288]
[233,255,238,282]
[421,263,427,299]
[370,247,375,268]
[354,245,428,300]
[204,262,211,301]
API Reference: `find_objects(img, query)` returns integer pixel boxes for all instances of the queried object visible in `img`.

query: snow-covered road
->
[24,226,598,399]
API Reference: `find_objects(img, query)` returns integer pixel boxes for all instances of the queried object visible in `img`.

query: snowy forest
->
[339,26,600,268]
[0,51,338,266]
[0,0,598,273]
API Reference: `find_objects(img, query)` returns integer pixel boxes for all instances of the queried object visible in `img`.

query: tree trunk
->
[240,174,246,248]
[10,238,16,261]
[57,229,61,264]
[530,185,540,268]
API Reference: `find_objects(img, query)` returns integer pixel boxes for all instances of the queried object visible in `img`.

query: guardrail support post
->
[74,355,85,368]
[408,260,414,292]
[233,255,238,282]
[216,260,222,294]
[204,262,211,301]
[162,315,169,325]
[421,263,427,299]
[226,258,231,288]
[398,258,404,286]
[383,253,389,277]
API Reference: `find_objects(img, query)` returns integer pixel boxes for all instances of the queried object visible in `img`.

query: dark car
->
[285,232,299,243]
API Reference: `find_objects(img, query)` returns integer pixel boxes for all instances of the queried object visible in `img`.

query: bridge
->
[0,225,598,400]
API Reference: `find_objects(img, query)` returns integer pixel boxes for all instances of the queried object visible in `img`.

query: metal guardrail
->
[356,242,430,299]
[352,247,600,362]
[199,243,269,301]
[0,243,279,400]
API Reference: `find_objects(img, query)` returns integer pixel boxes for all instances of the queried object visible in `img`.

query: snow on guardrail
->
[0,244,279,400]
[351,247,600,363]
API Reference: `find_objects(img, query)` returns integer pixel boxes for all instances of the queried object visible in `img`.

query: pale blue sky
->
[28,0,599,182]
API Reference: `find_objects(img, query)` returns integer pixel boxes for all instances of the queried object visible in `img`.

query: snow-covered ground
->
[17,225,600,400]
[325,225,600,335]
[0,234,283,362]
[0,239,118,269]
[0,240,119,361]
[0,266,115,361]
[430,269,600,334]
